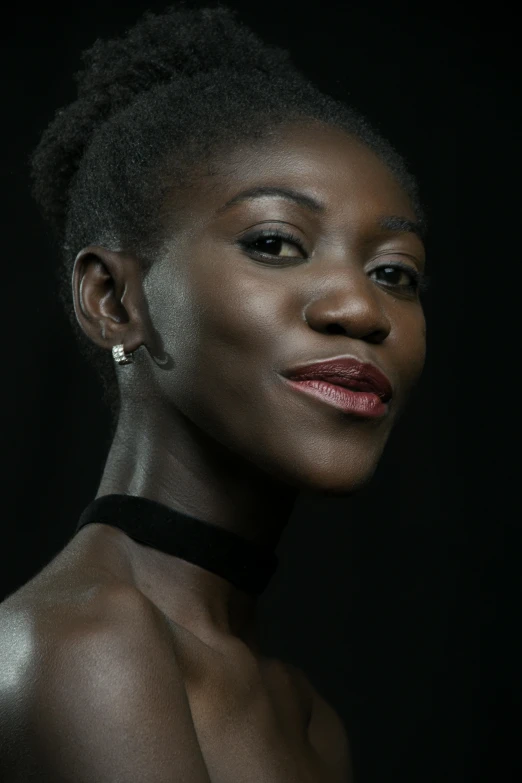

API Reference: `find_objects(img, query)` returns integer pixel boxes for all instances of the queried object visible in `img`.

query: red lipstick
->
[281,356,393,419]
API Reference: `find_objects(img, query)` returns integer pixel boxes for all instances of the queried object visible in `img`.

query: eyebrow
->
[378,215,426,240]
[216,186,324,215]
[216,185,426,239]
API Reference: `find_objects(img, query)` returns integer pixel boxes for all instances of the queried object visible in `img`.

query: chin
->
[271,455,380,497]
[306,469,377,497]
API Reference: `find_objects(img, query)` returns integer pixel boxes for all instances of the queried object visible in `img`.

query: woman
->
[0,4,429,781]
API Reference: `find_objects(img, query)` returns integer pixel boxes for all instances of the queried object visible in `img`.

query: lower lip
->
[284,379,389,418]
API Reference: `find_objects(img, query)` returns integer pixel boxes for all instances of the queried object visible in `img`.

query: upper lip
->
[281,356,393,403]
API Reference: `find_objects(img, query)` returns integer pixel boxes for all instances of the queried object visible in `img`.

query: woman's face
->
[142,121,427,494]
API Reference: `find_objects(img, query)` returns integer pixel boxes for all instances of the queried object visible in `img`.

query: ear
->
[71,245,147,356]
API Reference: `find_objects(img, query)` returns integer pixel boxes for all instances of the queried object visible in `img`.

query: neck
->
[95,404,297,649]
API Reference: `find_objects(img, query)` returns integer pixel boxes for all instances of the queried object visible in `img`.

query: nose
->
[302,272,392,344]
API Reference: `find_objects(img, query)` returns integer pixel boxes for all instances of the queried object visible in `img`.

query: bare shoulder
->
[285,662,355,783]
[0,580,211,783]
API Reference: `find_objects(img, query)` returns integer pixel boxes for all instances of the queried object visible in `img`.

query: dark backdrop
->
[1,2,519,782]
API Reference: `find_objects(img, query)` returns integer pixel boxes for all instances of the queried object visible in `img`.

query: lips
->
[281,357,393,403]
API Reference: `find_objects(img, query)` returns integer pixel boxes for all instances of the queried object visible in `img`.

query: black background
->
[1,2,519,782]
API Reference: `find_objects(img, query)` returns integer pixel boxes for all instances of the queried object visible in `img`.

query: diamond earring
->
[112,344,134,365]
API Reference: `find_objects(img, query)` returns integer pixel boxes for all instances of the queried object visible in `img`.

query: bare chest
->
[6,532,347,782]
[169,626,336,783]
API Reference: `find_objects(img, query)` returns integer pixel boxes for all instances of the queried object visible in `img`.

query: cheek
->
[153,260,289,458]
[393,306,427,398]
[147,249,286,407]
[182,250,285,356]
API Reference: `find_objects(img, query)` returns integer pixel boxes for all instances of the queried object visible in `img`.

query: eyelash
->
[238,229,430,294]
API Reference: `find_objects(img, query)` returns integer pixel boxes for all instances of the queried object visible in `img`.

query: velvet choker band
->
[74,493,279,596]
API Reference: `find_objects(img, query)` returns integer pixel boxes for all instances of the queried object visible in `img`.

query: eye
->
[369,262,428,293]
[238,229,306,261]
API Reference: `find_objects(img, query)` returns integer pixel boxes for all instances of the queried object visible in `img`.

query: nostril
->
[325,324,345,335]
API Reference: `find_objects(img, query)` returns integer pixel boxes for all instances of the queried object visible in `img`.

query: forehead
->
[179,121,417,226]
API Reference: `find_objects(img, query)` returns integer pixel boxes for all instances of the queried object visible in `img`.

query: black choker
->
[74,494,278,596]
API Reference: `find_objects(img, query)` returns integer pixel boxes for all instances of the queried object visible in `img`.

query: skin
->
[0,120,426,782]
[73,120,426,650]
